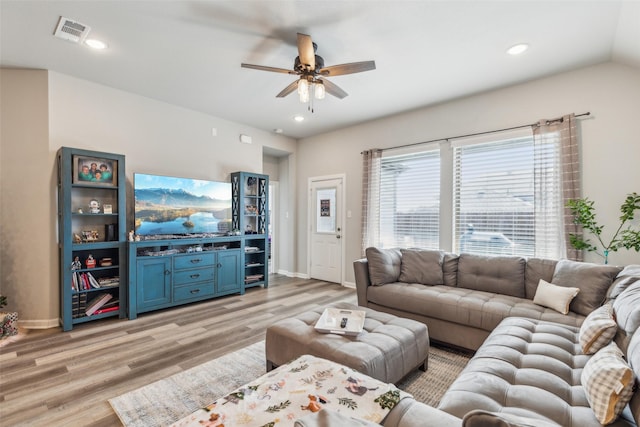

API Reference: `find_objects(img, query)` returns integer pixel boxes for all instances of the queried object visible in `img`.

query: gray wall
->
[1,69,297,327]
[297,62,640,284]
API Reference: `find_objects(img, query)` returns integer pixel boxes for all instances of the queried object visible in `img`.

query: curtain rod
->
[363,112,591,154]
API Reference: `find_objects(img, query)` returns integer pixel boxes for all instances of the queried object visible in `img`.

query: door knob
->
[336,235,341,239]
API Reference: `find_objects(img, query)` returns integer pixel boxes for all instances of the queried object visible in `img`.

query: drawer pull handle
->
[190,289,200,294]
[190,274,200,279]
[190,259,202,264]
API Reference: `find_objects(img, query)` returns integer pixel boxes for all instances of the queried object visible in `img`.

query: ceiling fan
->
[241,33,376,104]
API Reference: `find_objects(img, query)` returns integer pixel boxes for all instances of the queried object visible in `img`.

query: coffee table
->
[265,302,429,384]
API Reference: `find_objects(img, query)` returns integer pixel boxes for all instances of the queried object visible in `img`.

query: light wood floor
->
[0,275,356,427]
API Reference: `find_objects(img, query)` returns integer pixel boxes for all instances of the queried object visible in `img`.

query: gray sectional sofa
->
[353,248,640,427]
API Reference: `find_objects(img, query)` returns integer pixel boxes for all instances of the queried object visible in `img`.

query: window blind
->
[379,149,440,249]
[452,128,562,258]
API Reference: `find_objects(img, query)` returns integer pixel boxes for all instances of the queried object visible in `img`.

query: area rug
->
[110,341,470,427]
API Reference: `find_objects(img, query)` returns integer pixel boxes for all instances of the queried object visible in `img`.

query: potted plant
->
[567,192,640,264]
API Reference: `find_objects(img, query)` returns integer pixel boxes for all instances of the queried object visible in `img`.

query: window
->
[368,127,564,259]
[378,149,440,249]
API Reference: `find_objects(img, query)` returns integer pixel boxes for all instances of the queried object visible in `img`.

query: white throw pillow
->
[533,279,579,315]
[579,302,617,354]
[581,342,636,425]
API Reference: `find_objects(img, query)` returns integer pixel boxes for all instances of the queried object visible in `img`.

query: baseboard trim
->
[342,281,355,289]
[276,269,310,279]
[19,318,59,330]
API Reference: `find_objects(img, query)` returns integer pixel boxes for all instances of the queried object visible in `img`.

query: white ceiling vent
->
[53,16,91,43]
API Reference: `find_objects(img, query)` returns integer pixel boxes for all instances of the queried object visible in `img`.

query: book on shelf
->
[72,293,88,318]
[245,274,264,283]
[94,306,119,315]
[97,277,119,287]
[85,293,113,316]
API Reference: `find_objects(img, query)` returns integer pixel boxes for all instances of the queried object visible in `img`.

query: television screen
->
[134,173,232,237]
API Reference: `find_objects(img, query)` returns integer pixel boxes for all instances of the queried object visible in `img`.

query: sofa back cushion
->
[456,254,526,298]
[443,253,459,287]
[398,249,444,285]
[613,280,640,353]
[524,258,557,300]
[552,259,622,316]
[626,328,640,426]
[365,247,401,286]
[607,265,640,301]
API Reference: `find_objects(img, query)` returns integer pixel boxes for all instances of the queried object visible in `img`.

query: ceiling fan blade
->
[241,63,297,75]
[321,78,348,99]
[320,60,376,77]
[276,79,299,98]
[297,33,315,71]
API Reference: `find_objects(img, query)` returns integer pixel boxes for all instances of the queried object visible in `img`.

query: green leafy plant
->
[567,192,640,264]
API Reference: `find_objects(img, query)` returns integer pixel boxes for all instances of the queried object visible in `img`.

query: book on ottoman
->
[314,307,366,336]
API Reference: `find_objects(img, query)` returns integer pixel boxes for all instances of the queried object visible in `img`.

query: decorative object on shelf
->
[85,254,96,269]
[99,257,113,267]
[77,208,83,214]
[129,230,135,242]
[81,230,99,242]
[73,233,82,244]
[103,204,113,214]
[72,154,117,186]
[568,192,640,264]
[88,199,100,214]
[71,256,82,270]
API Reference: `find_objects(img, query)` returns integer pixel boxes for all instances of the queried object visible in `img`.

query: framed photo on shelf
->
[72,155,117,186]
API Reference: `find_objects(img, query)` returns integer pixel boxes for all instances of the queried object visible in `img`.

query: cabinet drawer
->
[173,268,214,286]
[174,282,214,302]
[174,253,215,270]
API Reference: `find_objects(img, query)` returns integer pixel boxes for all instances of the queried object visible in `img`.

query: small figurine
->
[89,199,100,214]
[77,208,83,214]
[85,254,96,269]
[129,230,134,242]
[73,233,82,243]
[134,234,140,242]
[71,256,82,270]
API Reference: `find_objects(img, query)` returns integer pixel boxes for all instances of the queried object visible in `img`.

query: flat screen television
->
[134,173,232,237]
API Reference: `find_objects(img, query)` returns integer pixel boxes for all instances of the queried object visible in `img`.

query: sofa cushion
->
[365,247,401,286]
[457,254,526,298]
[443,253,459,287]
[525,258,558,300]
[607,265,640,301]
[551,259,622,316]
[462,409,561,427]
[533,279,580,315]
[613,281,640,353]
[581,341,636,425]
[398,249,444,285]
[579,302,617,354]
[438,317,617,427]
[367,283,583,334]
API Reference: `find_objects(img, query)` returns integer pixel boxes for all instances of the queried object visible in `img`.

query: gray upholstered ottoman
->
[265,302,429,384]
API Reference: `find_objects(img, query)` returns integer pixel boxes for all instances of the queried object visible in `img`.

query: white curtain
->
[361,149,382,255]
[533,114,581,260]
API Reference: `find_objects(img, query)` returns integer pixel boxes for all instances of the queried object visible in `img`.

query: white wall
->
[1,70,297,327]
[297,62,640,283]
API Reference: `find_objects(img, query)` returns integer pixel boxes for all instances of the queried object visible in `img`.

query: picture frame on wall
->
[72,155,117,186]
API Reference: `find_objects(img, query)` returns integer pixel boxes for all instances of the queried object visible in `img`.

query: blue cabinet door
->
[216,249,242,295]
[136,257,171,311]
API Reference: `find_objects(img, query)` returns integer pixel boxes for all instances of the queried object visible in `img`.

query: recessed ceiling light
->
[274,128,284,134]
[85,38,108,50]
[507,43,529,56]
[293,115,305,122]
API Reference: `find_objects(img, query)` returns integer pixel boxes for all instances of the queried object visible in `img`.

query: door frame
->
[307,174,346,285]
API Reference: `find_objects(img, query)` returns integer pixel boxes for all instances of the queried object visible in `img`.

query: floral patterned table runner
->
[170,354,411,426]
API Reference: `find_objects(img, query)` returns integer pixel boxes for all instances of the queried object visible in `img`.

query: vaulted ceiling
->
[2,1,639,138]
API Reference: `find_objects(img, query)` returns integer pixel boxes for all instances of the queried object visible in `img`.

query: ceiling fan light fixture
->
[298,78,309,102]
[314,81,325,100]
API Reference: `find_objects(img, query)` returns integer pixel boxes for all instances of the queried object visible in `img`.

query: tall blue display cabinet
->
[231,172,269,288]
[57,147,126,331]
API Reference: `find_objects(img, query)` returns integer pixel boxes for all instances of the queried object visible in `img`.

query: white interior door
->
[309,177,343,283]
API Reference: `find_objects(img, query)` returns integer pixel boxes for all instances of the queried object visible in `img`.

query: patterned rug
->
[109,341,470,427]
